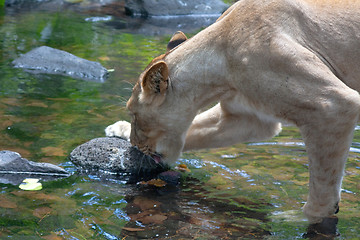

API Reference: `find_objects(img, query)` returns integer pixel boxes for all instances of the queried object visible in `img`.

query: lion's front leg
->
[300,93,360,224]
[105,120,131,140]
[301,121,357,223]
[183,102,281,151]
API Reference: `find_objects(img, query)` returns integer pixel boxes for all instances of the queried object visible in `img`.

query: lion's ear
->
[167,31,187,52]
[140,61,169,104]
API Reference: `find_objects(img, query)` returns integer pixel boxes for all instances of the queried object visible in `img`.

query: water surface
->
[0,3,359,239]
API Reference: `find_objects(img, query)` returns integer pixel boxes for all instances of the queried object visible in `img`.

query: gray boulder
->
[5,0,51,7]
[12,46,108,82]
[0,150,70,185]
[125,0,228,17]
[69,137,167,182]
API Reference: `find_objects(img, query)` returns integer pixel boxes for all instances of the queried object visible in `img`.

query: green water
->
[0,3,359,240]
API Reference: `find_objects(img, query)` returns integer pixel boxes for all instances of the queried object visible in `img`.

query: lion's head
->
[126,31,191,164]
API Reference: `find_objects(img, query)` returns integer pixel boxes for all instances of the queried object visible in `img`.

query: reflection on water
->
[0,2,359,239]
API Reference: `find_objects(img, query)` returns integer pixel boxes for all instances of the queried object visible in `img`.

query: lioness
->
[106,0,360,223]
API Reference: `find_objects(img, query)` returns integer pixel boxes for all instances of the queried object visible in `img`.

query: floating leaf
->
[98,56,110,61]
[23,178,39,183]
[19,178,42,191]
[139,179,167,188]
[176,163,191,172]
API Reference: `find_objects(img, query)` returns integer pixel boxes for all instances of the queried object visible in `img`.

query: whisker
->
[138,154,146,175]
[122,80,135,88]
[146,154,155,166]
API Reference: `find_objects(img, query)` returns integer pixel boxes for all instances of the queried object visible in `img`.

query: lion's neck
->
[165,34,233,111]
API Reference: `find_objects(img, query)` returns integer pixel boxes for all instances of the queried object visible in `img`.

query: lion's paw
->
[303,200,339,224]
[105,121,131,140]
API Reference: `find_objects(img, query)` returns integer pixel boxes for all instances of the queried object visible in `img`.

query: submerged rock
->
[125,0,228,17]
[69,137,167,183]
[5,0,53,7]
[0,150,70,185]
[12,46,108,82]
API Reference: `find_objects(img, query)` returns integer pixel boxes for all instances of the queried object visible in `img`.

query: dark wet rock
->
[6,0,225,36]
[118,0,229,35]
[5,0,115,9]
[12,46,108,82]
[69,137,167,183]
[158,171,181,185]
[0,150,70,185]
[120,15,220,36]
[125,0,228,17]
[5,0,51,7]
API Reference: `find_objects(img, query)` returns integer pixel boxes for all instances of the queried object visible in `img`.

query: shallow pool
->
[0,2,359,239]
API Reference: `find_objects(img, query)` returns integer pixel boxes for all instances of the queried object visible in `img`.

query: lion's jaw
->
[154,130,187,163]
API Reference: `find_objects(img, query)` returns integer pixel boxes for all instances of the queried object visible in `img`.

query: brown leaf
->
[133,196,161,211]
[33,206,52,218]
[12,191,62,201]
[140,214,167,224]
[123,227,145,232]
[176,163,191,172]
[0,196,17,209]
[130,210,168,225]
[41,146,66,157]
[41,233,64,240]
[26,100,48,108]
[98,56,110,61]
[129,209,157,221]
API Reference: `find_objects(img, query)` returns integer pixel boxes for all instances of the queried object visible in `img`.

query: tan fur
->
[105,0,360,223]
